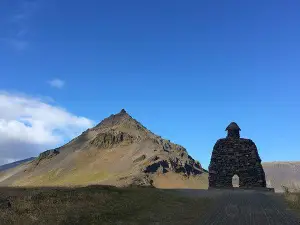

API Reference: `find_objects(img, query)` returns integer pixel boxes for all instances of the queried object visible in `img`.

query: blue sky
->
[0,0,300,168]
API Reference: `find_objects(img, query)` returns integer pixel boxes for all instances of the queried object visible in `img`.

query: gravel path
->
[178,189,300,225]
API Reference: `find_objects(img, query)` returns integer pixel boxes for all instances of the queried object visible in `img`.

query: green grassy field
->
[0,185,212,225]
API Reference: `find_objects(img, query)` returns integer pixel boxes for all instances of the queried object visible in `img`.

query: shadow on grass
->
[0,185,212,225]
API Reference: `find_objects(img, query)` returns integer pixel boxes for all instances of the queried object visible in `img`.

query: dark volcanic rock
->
[144,160,169,173]
[28,149,60,169]
[208,122,266,188]
[144,155,203,176]
[38,149,60,159]
[90,131,135,148]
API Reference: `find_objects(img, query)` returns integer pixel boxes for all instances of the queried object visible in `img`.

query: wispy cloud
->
[8,39,29,51]
[1,0,40,51]
[48,79,65,89]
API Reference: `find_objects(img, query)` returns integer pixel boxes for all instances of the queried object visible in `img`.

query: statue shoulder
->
[240,138,256,145]
[213,138,226,148]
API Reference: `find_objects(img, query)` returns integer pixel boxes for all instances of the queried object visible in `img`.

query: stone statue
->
[208,122,266,188]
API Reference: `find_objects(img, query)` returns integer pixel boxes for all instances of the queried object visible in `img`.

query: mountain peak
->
[120,109,127,114]
[0,109,206,188]
[93,109,133,131]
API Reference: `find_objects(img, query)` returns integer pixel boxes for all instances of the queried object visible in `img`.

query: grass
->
[0,185,212,225]
[284,187,300,215]
[13,169,113,187]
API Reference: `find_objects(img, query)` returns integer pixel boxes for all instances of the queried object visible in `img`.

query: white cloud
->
[0,92,94,165]
[48,79,65,89]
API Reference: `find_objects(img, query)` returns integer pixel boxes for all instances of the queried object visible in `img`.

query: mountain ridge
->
[0,157,36,172]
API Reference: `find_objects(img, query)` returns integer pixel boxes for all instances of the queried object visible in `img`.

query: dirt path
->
[178,189,299,225]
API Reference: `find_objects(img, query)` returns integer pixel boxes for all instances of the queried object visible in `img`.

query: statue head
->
[225,122,241,139]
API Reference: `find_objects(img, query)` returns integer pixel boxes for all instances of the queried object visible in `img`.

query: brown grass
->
[153,172,209,189]
[0,185,211,225]
[285,191,300,215]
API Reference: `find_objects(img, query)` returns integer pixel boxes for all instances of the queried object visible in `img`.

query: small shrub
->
[284,187,300,215]
[282,185,290,194]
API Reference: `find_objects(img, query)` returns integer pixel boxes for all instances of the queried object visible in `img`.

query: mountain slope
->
[263,161,300,192]
[0,157,36,172]
[0,109,207,188]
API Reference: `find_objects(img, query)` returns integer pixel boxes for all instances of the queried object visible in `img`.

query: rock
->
[90,131,135,148]
[120,109,127,114]
[38,149,59,160]
[149,155,160,162]
[143,154,203,176]
[33,149,60,166]
[130,175,154,187]
[144,160,169,173]
[208,122,266,188]
[133,155,146,163]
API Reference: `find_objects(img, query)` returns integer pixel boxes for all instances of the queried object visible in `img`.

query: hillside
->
[0,109,208,188]
[0,157,36,172]
[263,162,300,192]
[231,162,300,192]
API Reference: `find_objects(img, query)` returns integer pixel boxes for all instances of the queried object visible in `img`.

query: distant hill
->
[0,157,36,172]
[0,109,207,188]
[231,162,300,192]
[262,161,300,192]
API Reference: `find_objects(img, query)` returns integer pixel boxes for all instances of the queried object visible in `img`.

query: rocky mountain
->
[0,157,36,172]
[0,109,207,188]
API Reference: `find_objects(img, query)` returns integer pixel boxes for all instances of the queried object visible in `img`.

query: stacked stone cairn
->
[208,122,267,188]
